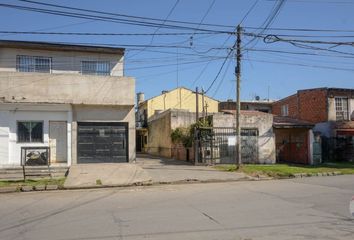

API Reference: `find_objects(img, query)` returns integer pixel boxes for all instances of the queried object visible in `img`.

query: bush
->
[170,120,211,148]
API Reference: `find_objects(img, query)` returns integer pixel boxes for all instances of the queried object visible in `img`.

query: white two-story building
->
[0,40,135,168]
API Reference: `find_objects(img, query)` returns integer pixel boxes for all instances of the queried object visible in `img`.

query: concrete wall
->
[0,47,124,76]
[146,110,172,158]
[0,103,135,167]
[0,103,72,167]
[71,104,135,163]
[328,97,336,121]
[219,101,273,113]
[141,87,219,120]
[0,72,134,105]
[328,97,354,121]
[147,109,196,158]
[211,112,276,164]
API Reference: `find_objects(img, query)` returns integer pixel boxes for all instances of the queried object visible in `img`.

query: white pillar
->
[308,129,314,165]
[67,107,73,166]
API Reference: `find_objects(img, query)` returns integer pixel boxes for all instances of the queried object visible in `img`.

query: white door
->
[49,121,67,164]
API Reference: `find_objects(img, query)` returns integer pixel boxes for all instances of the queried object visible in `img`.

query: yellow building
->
[136,87,219,153]
[138,87,219,120]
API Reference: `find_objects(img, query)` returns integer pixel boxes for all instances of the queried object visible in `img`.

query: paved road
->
[136,155,247,183]
[0,176,353,240]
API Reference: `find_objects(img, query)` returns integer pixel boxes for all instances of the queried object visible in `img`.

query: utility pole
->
[202,88,205,123]
[195,87,199,165]
[196,87,199,122]
[235,25,242,169]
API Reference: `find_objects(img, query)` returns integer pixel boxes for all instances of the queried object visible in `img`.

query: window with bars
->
[17,55,52,73]
[81,61,111,76]
[335,97,349,121]
[17,121,43,143]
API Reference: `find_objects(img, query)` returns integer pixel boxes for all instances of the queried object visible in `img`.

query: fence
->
[322,136,354,162]
[195,127,260,165]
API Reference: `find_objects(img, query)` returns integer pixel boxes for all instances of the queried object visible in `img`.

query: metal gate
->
[241,129,259,163]
[196,127,258,164]
[77,122,128,163]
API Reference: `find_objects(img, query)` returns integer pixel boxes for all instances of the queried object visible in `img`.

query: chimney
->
[137,92,145,105]
[162,90,169,94]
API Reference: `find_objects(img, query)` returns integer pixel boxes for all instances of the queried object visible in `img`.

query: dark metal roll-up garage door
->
[77,122,128,163]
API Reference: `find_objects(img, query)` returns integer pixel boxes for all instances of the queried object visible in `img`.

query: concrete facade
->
[146,109,196,158]
[136,87,219,155]
[219,100,273,113]
[0,41,124,76]
[210,111,276,164]
[0,72,134,105]
[0,103,72,167]
[137,87,219,123]
[0,40,135,167]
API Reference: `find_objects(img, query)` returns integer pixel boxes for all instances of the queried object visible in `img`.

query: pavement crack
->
[201,211,220,225]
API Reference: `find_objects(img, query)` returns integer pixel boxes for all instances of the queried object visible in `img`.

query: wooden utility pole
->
[235,25,242,168]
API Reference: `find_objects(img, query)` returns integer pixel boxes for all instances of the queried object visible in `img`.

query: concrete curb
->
[0,172,349,194]
[21,186,33,192]
[34,185,46,191]
[291,171,343,178]
[0,186,18,193]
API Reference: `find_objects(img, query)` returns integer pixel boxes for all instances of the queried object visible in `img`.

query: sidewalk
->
[136,154,248,184]
[0,155,249,192]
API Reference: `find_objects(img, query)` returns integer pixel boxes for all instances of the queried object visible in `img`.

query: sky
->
[0,0,353,101]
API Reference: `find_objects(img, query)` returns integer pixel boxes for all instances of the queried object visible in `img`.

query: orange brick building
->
[272,88,354,162]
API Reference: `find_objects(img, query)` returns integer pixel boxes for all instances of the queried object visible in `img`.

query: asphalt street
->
[0,175,353,240]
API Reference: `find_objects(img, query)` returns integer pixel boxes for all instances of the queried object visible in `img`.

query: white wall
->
[0,48,124,76]
[0,103,135,167]
[0,104,71,167]
[350,99,354,120]
[328,97,354,121]
[0,111,9,165]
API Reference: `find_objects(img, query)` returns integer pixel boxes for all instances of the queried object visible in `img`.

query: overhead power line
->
[205,49,234,93]
[245,48,354,59]
[239,0,260,25]
[260,34,354,46]
[18,0,235,29]
[0,2,233,34]
[242,0,286,50]
[244,26,354,33]
[243,57,354,72]
[0,30,224,36]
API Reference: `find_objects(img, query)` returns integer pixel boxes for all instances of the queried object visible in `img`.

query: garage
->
[77,122,128,163]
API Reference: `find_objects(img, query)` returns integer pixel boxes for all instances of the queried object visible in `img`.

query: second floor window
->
[335,97,349,121]
[281,104,289,116]
[17,55,52,73]
[81,61,110,76]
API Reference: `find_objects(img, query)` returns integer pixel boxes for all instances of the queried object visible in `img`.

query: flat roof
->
[0,40,125,55]
[273,116,314,128]
[220,110,272,116]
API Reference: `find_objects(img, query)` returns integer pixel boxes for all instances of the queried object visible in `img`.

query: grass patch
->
[215,162,354,178]
[0,178,66,189]
[96,179,102,185]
